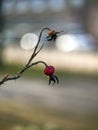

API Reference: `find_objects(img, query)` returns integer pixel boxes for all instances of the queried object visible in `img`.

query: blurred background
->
[0,0,98,130]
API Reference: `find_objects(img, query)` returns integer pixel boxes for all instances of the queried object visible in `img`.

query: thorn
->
[3,74,9,79]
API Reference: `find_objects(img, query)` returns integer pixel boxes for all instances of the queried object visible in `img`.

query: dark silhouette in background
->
[0,0,4,66]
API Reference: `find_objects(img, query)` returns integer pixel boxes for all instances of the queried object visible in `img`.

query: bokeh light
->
[20,33,38,50]
[56,34,79,52]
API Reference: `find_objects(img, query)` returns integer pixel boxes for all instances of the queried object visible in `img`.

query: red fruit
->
[44,66,55,76]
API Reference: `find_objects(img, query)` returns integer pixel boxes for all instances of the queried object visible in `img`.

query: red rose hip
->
[44,66,55,76]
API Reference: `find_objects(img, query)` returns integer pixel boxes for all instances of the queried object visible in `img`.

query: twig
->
[0,61,47,85]
[0,27,50,86]
[26,27,50,66]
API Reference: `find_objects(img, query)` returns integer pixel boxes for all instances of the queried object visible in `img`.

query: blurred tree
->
[0,0,4,66]
[68,0,98,35]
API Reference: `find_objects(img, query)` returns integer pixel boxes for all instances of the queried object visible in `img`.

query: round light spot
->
[56,34,79,52]
[20,33,38,50]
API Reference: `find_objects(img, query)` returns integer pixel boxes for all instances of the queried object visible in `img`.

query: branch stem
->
[0,61,48,86]
[26,27,50,66]
[0,27,51,86]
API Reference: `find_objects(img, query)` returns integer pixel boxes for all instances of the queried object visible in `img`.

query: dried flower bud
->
[47,29,63,42]
[48,29,55,36]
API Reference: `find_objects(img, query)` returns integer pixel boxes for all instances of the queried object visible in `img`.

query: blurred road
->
[0,78,98,115]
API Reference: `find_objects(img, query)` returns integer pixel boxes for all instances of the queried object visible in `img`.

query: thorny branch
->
[0,27,60,86]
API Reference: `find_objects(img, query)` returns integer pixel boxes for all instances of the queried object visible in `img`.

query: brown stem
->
[0,61,48,86]
[0,27,51,86]
[26,27,50,66]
